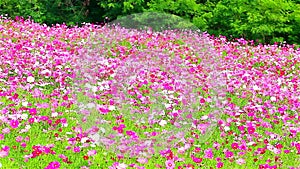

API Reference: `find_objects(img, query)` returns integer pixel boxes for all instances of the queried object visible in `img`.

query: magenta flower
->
[216,162,224,168]
[28,118,35,124]
[224,150,234,158]
[21,142,27,148]
[231,142,239,150]
[191,154,202,163]
[60,118,67,124]
[29,108,37,115]
[126,130,135,136]
[73,147,81,153]
[10,120,19,129]
[45,161,60,169]
[2,146,9,151]
[43,147,51,154]
[247,126,256,134]
[200,98,206,104]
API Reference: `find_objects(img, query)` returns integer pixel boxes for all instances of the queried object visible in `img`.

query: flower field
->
[0,17,300,169]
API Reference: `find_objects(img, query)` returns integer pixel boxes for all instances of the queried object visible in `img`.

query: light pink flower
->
[236,158,245,165]
[165,160,175,169]
[87,150,97,156]
[0,150,8,158]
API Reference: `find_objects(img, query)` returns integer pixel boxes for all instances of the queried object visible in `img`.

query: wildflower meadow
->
[0,15,300,169]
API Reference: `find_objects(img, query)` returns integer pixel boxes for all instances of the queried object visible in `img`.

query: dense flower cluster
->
[0,16,299,168]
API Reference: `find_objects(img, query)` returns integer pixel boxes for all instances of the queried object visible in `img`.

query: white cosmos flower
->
[178,147,185,154]
[246,141,256,146]
[89,133,100,146]
[108,105,115,111]
[164,103,172,109]
[85,83,92,89]
[144,140,152,146]
[22,101,28,107]
[26,76,35,83]
[102,60,109,66]
[41,69,51,75]
[87,103,95,108]
[99,127,106,133]
[25,125,31,130]
[224,126,230,132]
[51,112,58,117]
[201,115,208,120]
[117,163,128,169]
[277,79,282,85]
[270,96,276,102]
[159,120,167,127]
[281,86,288,92]
[21,114,28,120]
[253,85,260,91]
[104,84,110,90]
[92,86,98,92]
[81,137,89,143]
[99,85,105,91]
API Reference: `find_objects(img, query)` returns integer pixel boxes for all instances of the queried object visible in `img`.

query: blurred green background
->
[1,0,300,46]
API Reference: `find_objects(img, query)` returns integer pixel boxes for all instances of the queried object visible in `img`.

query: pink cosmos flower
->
[80,167,89,169]
[165,160,175,169]
[126,130,135,136]
[0,150,8,158]
[28,118,35,124]
[191,155,202,163]
[137,157,148,164]
[0,134,4,140]
[16,136,23,142]
[213,142,221,150]
[236,158,245,165]
[10,120,19,129]
[231,142,239,149]
[73,147,80,153]
[21,142,27,148]
[29,108,37,115]
[200,98,206,104]
[87,150,97,156]
[224,151,234,158]
[2,146,9,151]
[204,148,214,159]
[60,118,67,124]
[247,126,256,134]
[216,162,224,168]
[45,161,60,169]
